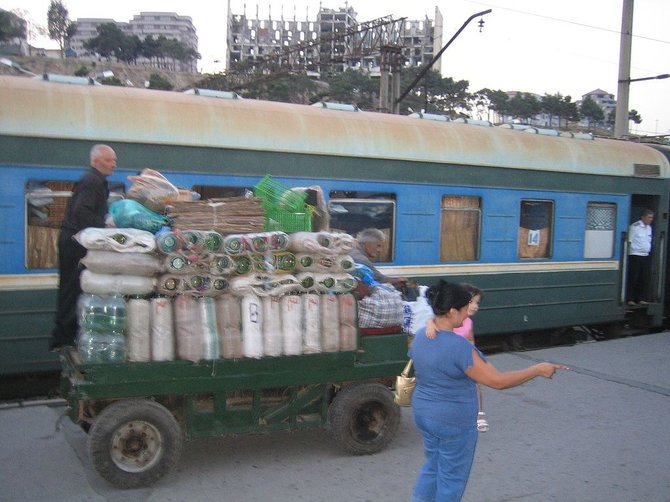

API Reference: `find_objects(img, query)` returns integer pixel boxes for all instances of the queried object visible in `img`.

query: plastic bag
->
[403,286,434,335]
[127,168,180,212]
[75,227,157,253]
[109,199,170,233]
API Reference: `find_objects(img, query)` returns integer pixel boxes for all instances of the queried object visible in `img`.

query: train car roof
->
[1,75,668,178]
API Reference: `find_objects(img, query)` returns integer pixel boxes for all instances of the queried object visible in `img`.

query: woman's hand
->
[534,362,569,378]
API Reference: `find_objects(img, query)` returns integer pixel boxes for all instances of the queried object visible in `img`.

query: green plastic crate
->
[264,209,312,232]
[254,175,306,212]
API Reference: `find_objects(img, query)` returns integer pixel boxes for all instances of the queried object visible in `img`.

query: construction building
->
[226,4,442,76]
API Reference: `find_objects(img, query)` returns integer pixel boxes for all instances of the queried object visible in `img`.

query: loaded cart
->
[59,329,408,489]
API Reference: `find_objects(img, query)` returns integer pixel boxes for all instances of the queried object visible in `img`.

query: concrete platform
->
[1,332,669,501]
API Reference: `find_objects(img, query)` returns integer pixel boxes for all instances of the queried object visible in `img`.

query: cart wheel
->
[328,383,400,455]
[88,399,183,489]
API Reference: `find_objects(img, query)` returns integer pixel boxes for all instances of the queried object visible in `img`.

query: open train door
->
[624,194,664,327]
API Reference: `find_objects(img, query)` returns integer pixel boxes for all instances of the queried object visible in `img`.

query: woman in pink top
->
[427,284,489,432]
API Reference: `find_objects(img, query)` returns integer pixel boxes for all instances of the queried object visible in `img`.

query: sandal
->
[477,412,489,432]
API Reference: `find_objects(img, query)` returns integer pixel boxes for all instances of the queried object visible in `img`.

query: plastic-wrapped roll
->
[330,233,356,254]
[303,293,321,354]
[81,250,163,276]
[262,296,282,357]
[223,234,252,255]
[311,273,356,293]
[287,232,337,255]
[212,255,235,275]
[294,254,355,273]
[164,254,191,274]
[199,297,220,360]
[203,231,224,253]
[81,269,155,296]
[174,295,202,362]
[228,274,300,297]
[338,293,357,352]
[156,274,228,296]
[296,272,316,292]
[267,231,290,251]
[127,297,151,362]
[241,293,263,358]
[252,252,296,274]
[156,230,180,254]
[75,227,157,253]
[281,295,303,356]
[321,293,340,352]
[151,296,174,361]
[215,294,243,359]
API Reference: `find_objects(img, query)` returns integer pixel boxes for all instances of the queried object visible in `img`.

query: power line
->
[466,0,670,45]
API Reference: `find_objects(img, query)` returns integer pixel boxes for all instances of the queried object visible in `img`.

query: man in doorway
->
[627,209,654,305]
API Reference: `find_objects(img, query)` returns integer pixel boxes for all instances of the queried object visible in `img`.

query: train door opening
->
[626,194,661,305]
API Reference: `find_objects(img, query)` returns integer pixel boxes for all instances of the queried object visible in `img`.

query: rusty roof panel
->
[1,76,668,178]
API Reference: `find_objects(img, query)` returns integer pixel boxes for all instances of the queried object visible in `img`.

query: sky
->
[5,0,669,136]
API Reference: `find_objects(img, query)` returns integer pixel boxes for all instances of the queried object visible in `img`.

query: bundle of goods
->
[76,227,360,364]
[167,197,266,235]
[73,169,367,365]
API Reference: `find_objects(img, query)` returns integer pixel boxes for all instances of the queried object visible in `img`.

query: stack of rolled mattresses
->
[76,227,360,364]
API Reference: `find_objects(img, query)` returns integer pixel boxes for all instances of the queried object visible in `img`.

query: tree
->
[321,69,377,109]
[508,92,541,123]
[472,88,509,122]
[84,22,124,60]
[607,109,643,131]
[398,67,470,116]
[47,0,76,58]
[0,10,26,42]
[580,97,604,129]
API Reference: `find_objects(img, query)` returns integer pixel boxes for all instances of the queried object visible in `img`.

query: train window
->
[328,191,395,262]
[518,200,553,259]
[25,180,124,269]
[191,185,251,199]
[584,202,616,258]
[440,195,481,261]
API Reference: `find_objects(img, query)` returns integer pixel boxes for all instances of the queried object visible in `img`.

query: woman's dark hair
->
[425,280,471,316]
[461,283,484,301]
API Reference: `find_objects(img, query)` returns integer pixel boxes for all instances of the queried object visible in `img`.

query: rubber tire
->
[88,399,183,489]
[328,383,401,455]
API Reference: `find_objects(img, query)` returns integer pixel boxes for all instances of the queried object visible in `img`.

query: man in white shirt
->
[627,209,654,305]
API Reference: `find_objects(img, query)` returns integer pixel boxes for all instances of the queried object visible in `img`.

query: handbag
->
[394,359,415,406]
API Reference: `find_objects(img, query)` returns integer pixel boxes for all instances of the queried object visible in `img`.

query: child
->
[426,283,489,432]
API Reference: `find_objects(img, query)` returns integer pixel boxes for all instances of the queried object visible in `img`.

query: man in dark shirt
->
[50,144,116,350]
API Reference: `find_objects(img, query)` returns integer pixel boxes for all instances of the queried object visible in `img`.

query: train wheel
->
[88,399,183,489]
[328,383,400,455]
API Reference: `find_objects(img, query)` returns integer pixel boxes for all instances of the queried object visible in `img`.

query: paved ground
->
[1,332,669,502]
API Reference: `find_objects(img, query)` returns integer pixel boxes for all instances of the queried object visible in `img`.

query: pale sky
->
[5,0,670,135]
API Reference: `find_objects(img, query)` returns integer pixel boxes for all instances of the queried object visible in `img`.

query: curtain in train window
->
[328,192,396,262]
[440,196,481,261]
[584,202,616,258]
[518,200,553,259]
[25,180,124,269]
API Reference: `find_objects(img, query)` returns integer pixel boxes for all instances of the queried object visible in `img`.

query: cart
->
[60,330,408,488]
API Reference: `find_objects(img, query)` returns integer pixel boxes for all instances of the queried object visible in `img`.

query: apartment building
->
[68,12,198,71]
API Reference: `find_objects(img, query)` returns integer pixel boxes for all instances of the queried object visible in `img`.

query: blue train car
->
[1,75,668,375]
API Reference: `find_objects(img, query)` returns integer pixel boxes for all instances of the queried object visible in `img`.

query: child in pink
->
[426,284,489,432]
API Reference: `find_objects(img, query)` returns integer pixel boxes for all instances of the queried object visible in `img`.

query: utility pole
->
[614,0,634,138]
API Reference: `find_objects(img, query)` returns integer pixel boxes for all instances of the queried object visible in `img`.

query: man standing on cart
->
[50,144,117,351]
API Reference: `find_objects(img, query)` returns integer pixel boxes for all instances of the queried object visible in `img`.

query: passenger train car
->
[1,75,668,376]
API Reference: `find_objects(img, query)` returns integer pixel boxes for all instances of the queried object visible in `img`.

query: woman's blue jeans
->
[411,414,478,502]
